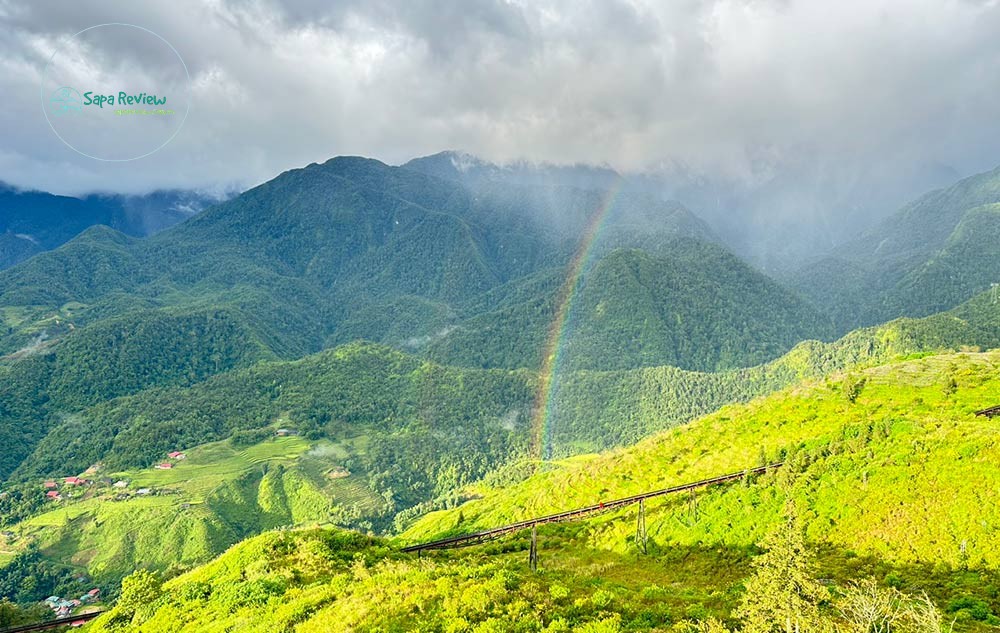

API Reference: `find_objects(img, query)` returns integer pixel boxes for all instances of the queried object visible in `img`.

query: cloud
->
[0,0,998,211]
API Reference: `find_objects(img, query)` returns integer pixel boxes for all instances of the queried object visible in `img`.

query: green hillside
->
[8,343,533,507]
[405,350,1000,567]
[78,349,1000,633]
[793,165,1000,331]
[84,521,1000,632]
[0,308,269,479]
[522,288,999,453]
[0,435,389,597]
[559,244,833,372]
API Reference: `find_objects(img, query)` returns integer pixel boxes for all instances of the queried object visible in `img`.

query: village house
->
[64,476,86,485]
[44,595,81,617]
[79,588,101,602]
[155,462,174,470]
[168,451,187,460]
[43,481,57,489]
[136,488,152,495]
[112,480,129,488]
[275,428,298,437]
[46,490,61,499]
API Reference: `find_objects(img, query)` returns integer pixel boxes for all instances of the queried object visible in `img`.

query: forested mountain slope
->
[0,156,833,401]
[0,158,715,361]
[793,165,1000,331]
[425,239,834,372]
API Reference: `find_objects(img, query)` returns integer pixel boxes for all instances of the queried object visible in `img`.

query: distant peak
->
[320,155,390,169]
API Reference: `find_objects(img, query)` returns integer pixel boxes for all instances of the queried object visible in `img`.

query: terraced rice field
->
[115,436,311,502]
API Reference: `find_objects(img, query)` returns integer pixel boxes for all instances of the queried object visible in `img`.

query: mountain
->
[792,165,1000,332]
[426,240,834,372]
[0,157,545,361]
[1,150,997,491]
[0,183,222,270]
[404,150,624,192]
[0,155,822,376]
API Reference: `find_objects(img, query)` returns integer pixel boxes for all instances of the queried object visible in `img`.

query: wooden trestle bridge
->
[401,462,783,569]
[0,610,104,633]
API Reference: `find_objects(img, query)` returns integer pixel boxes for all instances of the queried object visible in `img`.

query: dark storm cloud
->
[0,0,999,204]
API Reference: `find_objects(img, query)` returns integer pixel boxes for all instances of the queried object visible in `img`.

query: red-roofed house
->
[167,451,186,460]
[155,463,174,470]
[44,481,57,489]
[46,490,61,499]
[64,476,83,485]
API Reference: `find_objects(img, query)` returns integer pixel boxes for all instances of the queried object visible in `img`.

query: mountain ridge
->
[0,182,224,270]
[792,164,1000,331]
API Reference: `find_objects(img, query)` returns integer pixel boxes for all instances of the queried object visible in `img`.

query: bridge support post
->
[529,525,538,572]
[636,499,647,554]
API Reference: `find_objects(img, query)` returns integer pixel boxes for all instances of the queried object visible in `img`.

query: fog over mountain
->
[3,1,1000,266]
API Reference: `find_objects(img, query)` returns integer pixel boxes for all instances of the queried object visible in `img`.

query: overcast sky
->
[2,0,1000,199]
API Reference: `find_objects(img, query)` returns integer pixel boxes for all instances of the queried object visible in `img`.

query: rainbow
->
[530,178,625,460]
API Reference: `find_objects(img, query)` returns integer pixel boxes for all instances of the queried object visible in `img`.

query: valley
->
[0,153,997,632]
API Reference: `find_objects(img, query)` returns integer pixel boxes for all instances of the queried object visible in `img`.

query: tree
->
[837,578,906,633]
[836,579,955,633]
[735,504,828,633]
[113,569,163,625]
[0,599,48,628]
[900,594,953,633]
[843,375,867,404]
